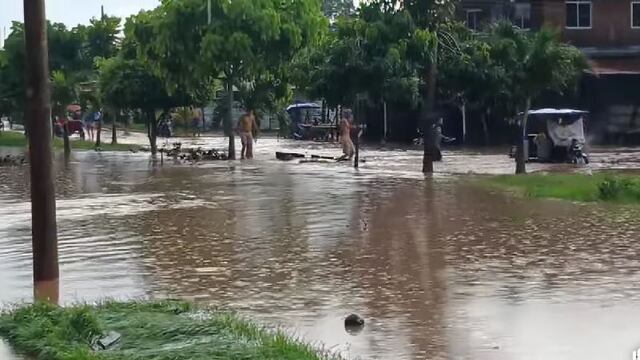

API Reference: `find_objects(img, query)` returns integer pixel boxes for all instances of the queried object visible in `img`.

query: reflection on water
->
[2,138,640,359]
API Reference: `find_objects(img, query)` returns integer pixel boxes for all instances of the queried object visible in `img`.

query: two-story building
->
[458,0,640,143]
[531,0,640,142]
[457,0,532,30]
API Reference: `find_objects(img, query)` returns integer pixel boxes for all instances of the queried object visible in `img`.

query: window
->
[466,9,481,31]
[566,1,592,29]
[633,2,640,28]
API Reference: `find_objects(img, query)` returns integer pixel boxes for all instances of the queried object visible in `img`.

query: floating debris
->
[344,313,365,327]
[0,155,27,167]
[92,331,121,351]
[161,143,228,163]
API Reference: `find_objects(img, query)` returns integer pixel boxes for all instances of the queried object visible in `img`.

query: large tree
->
[488,23,586,174]
[438,25,506,144]
[99,16,213,154]
[133,0,325,159]
[0,16,120,127]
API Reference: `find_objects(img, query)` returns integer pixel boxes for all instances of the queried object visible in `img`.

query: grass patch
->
[0,131,140,152]
[482,173,640,203]
[0,300,340,360]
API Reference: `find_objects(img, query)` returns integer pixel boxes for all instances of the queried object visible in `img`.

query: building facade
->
[458,0,640,143]
[532,0,640,143]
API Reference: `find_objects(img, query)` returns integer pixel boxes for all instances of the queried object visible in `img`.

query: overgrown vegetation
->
[0,300,339,360]
[483,173,640,203]
[0,131,138,152]
[0,0,587,171]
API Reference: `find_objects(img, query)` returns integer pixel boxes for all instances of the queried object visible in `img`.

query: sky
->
[1,0,160,44]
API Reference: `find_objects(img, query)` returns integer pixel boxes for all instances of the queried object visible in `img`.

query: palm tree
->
[489,24,587,174]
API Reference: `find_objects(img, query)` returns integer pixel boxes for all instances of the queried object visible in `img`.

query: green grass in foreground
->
[483,173,640,203]
[0,300,339,360]
[0,131,139,152]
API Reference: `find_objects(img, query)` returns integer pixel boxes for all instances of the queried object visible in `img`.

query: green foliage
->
[0,130,140,151]
[488,22,587,114]
[78,16,121,62]
[136,0,325,88]
[0,15,122,118]
[598,177,640,202]
[484,173,640,204]
[298,2,431,108]
[0,301,340,360]
[51,71,77,117]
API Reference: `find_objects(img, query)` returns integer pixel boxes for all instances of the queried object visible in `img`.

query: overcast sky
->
[1,0,160,42]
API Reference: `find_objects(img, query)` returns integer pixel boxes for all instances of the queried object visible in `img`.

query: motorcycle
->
[568,141,589,165]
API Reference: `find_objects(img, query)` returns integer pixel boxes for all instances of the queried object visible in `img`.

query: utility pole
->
[208,0,212,25]
[23,0,59,303]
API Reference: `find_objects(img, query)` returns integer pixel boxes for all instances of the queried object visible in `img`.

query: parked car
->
[53,118,85,139]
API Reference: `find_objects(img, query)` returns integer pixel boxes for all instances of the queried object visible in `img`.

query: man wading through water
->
[236,110,259,159]
[433,118,455,161]
[339,110,355,160]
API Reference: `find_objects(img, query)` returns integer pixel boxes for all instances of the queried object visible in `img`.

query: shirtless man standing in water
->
[339,111,355,160]
[236,110,259,159]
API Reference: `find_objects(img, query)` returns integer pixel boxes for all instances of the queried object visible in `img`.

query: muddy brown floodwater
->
[2,137,640,360]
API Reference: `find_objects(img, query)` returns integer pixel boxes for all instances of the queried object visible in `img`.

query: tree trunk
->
[460,102,466,144]
[226,78,236,160]
[201,107,206,134]
[95,116,102,148]
[321,100,326,123]
[354,101,360,169]
[111,111,117,144]
[481,111,490,146]
[383,100,388,143]
[147,110,158,155]
[422,56,438,174]
[62,119,70,157]
[515,98,532,175]
[24,0,59,303]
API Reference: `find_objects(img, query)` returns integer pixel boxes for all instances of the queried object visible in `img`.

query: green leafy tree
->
[438,26,506,144]
[100,15,214,154]
[488,23,587,174]
[0,21,89,126]
[75,15,121,64]
[99,56,170,154]
[134,0,325,159]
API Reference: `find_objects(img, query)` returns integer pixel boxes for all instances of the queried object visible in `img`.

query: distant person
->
[433,118,455,162]
[191,107,202,137]
[93,110,102,138]
[236,110,258,159]
[84,111,95,141]
[339,111,355,160]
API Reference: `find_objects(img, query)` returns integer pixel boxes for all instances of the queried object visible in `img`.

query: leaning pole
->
[24,0,60,303]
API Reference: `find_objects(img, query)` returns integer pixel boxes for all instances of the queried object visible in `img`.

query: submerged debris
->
[344,313,365,327]
[0,154,27,166]
[92,331,121,351]
[161,143,228,163]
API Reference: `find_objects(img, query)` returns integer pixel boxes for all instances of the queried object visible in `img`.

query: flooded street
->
[2,137,640,359]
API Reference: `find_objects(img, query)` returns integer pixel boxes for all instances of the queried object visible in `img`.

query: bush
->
[598,177,640,202]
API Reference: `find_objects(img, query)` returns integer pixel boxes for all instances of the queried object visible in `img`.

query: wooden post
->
[63,119,70,158]
[111,111,117,144]
[95,114,102,148]
[383,100,388,143]
[24,0,59,303]
[226,77,236,160]
[461,102,466,144]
